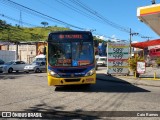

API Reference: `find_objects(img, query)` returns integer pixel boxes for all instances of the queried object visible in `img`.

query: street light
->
[129,28,139,56]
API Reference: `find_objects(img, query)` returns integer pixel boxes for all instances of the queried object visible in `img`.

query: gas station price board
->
[107,43,129,74]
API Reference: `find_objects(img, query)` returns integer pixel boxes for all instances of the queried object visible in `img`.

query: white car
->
[0,60,27,73]
[97,56,107,66]
[33,54,46,62]
[24,61,46,73]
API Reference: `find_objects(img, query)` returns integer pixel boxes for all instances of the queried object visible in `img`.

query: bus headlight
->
[48,70,60,78]
[85,68,95,76]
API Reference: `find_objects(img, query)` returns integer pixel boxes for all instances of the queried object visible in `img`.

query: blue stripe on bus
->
[48,65,94,77]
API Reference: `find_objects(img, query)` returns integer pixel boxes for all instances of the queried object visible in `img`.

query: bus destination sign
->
[59,34,83,39]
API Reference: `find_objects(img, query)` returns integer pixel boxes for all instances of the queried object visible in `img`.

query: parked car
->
[97,56,107,66]
[0,60,27,73]
[0,59,5,65]
[33,54,46,62]
[24,61,46,73]
[0,59,5,73]
[95,56,99,70]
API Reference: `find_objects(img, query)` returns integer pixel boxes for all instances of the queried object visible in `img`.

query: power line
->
[0,13,75,39]
[0,0,85,30]
[0,0,153,40]
[69,0,152,39]
[38,0,91,29]
[0,13,38,27]
[55,0,103,24]
[70,0,130,33]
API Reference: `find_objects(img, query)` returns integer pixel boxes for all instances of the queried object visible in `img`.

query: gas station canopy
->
[137,4,160,35]
[131,39,160,49]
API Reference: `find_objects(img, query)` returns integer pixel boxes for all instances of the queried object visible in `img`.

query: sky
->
[0,0,160,42]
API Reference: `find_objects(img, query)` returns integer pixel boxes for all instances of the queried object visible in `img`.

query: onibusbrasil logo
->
[1,112,42,118]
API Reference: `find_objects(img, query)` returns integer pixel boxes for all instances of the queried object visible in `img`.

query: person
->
[57,50,62,58]
[65,49,71,59]
[79,45,88,60]
[49,52,56,66]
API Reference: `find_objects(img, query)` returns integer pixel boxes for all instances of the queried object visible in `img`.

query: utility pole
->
[19,11,23,27]
[129,28,139,56]
[15,41,19,60]
[7,26,10,50]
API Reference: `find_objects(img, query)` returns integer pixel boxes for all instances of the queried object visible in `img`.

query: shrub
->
[128,55,144,72]
[156,58,160,66]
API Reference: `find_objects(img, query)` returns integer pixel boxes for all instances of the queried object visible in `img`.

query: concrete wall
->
[1,44,37,63]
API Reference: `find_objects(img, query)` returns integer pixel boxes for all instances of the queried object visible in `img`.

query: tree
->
[0,20,7,26]
[41,22,49,27]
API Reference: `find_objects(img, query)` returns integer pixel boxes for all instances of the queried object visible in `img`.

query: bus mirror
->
[43,47,46,55]
[94,40,98,47]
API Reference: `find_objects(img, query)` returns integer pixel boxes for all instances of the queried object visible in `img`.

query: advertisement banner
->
[137,61,146,74]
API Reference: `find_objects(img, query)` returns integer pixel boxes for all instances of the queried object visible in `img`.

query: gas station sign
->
[107,43,129,74]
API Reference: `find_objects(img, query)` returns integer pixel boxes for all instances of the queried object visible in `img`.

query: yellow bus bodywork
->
[48,73,96,86]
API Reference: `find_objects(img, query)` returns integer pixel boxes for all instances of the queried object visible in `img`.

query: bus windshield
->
[48,42,94,67]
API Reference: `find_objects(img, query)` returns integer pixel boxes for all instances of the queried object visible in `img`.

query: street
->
[0,67,160,119]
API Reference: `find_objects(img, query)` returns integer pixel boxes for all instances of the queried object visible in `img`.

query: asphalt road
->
[0,69,160,119]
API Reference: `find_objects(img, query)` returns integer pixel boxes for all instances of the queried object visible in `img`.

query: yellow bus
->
[47,31,96,86]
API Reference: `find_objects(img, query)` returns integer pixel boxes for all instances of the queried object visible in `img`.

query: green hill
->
[0,20,105,43]
[0,20,70,42]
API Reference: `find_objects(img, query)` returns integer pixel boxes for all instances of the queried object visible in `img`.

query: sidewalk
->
[96,73,160,87]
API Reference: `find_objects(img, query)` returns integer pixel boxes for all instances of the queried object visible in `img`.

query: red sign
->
[57,59,71,64]
[78,60,90,65]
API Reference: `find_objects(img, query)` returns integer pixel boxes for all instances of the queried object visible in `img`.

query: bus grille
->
[61,74,83,78]
[58,68,86,73]
[64,78,81,82]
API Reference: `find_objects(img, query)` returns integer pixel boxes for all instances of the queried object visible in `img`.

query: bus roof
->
[48,31,93,42]
[49,30,92,34]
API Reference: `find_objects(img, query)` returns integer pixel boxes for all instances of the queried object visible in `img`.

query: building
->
[0,41,46,63]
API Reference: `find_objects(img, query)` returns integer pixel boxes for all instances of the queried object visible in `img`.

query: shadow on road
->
[0,73,23,80]
[0,72,46,80]
[24,105,103,119]
[55,73,150,93]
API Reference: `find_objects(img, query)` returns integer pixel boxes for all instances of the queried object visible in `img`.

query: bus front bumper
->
[48,74,96,86]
